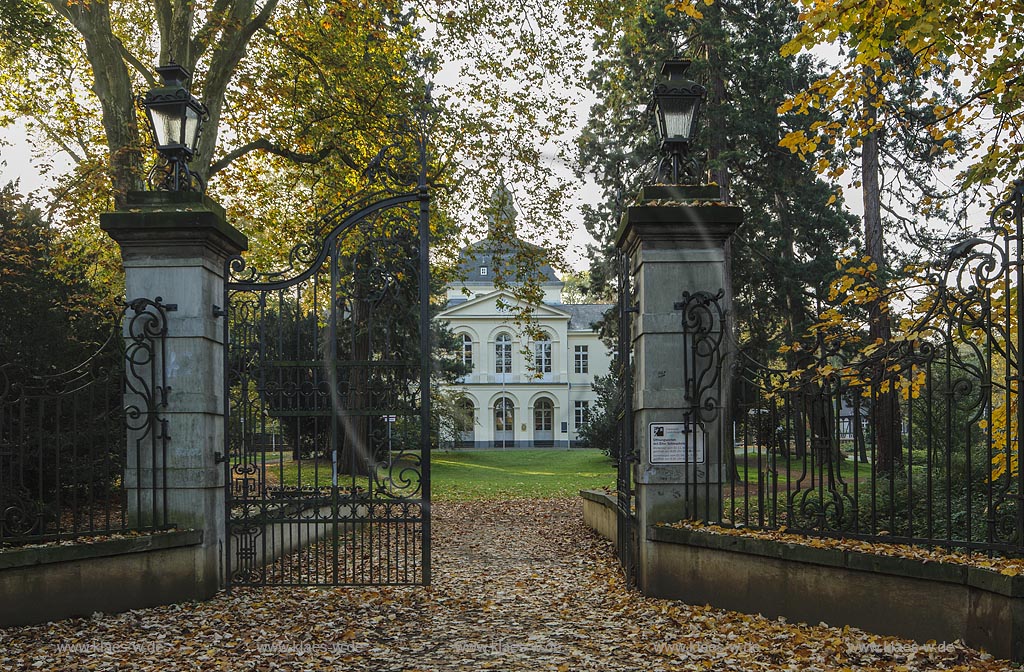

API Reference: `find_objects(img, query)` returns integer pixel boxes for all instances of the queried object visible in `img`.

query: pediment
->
[437,289,571,320]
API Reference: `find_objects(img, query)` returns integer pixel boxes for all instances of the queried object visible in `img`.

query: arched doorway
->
[533,398,554,446]
[494,397,514,447]
[456,398,475,447]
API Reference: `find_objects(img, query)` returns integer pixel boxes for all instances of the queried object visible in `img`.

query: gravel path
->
[0,499,1017,671]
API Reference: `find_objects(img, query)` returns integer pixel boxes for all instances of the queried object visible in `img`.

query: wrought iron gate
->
[615,250,638,587]
[223,139,431,587]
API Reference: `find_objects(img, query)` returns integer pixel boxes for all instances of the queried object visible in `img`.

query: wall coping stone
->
[0,530,203,571]
[580,489,617,508]
[648,524,1024,598]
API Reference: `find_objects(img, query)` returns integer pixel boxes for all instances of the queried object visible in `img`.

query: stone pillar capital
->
[100,191,248,264]
[615,186,743,256]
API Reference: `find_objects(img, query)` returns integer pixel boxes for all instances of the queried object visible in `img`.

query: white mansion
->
[437,236,613,449]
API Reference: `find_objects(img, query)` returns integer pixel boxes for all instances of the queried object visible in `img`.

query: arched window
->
[533,332,551,374]
[460,333,473,371]
[456,398,475,433]
[495,333,512,374]
[494,398,515,446]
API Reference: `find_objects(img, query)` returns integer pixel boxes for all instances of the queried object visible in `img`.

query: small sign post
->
[386,415,396,465]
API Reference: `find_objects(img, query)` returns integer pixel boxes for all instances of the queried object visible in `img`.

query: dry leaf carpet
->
[1,499,1018,671]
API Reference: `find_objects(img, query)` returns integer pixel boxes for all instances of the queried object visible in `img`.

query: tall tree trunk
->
[193,0,280,182]
[777,194,803,459]
[154,0,194,68]
[702,9,738,483]
[49,0,279,200]
[861,80,902,473]
[48,0,144,207]
[703,6,731,203]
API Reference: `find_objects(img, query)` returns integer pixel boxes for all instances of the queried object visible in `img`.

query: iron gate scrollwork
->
[224,137,431,587]
[687,178,1024,556]
[675,289,728,523]
[0,298,172,545]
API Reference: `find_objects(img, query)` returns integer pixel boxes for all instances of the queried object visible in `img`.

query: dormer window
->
[480,266,488,277]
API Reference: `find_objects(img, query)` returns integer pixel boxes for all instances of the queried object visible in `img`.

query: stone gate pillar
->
[615,184,741,594]
[101,191,247,597]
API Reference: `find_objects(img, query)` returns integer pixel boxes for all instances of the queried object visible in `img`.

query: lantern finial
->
[652,58,706,184]
[141,62,208,192]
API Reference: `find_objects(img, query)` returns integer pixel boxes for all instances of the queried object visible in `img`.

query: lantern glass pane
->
[149,105,183,148]
[661,96,698,140]
[185,105,202,152]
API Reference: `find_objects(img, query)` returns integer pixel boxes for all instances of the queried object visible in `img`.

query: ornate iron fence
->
[685,180,1024,555]
[0,298,172,546]
[223,136,431,587]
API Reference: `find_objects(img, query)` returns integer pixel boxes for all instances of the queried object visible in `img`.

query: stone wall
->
[580,490,617,544]
[0,531,205,627]
[580,489,1024,662]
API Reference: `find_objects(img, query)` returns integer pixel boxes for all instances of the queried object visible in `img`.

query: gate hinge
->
[214,451,228,464]
[212,305,227,318]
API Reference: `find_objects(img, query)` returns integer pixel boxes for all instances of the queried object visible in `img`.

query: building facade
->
[437,236,613,448]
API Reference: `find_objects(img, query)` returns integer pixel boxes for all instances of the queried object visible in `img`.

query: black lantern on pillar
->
[653,59,705,184]
[141,63,209,192]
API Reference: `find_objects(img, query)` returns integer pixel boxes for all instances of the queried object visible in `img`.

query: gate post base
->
[615,185,741,592]
[102,191,248,595]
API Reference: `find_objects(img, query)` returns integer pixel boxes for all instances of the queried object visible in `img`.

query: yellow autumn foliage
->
[780,247,1021,482]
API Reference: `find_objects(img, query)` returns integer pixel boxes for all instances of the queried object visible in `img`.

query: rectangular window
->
[480,266,488,276]
[574,345,589,374]
[574,400,590,428]
[534,342,552,373]
[535,406,552,431]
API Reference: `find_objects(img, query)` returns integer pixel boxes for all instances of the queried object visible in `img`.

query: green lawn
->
[238,449,617,501]
[431,449,616,501]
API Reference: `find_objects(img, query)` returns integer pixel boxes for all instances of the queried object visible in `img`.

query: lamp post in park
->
[140,63,210,192]
[614,59,742,594]
[652,59,706,185]
[101,64,247,598]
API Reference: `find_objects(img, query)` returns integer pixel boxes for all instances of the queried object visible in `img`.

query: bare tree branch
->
[191,0,233,62]
[34,117,85,164]
[116,37,156,87]
[208,138,358,175]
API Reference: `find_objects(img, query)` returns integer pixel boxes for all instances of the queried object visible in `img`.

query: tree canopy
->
[776,0,1023,196]
[0,0,608,290]
[579,0,855,356]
